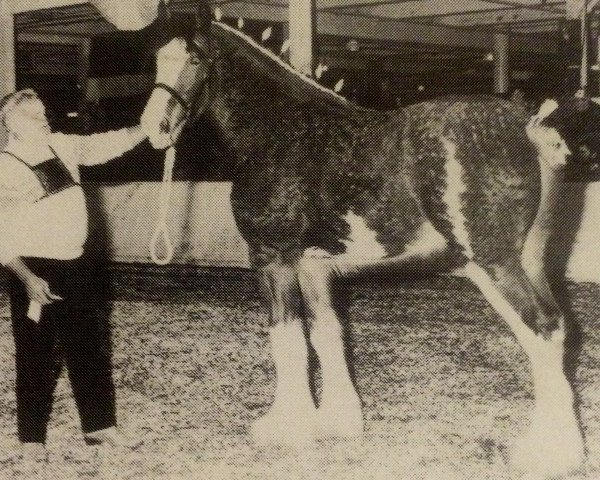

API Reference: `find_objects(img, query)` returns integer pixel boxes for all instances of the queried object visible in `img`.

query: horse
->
[140,3,600,477]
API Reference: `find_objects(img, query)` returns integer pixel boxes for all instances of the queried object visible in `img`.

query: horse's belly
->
[338,210,387,259]
[321,209,446,262]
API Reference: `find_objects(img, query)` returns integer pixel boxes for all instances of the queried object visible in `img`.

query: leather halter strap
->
[153,83,191,113]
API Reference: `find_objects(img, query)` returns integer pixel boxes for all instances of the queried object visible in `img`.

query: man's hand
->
[5,257,62,305]
[24,275,62,305]
[126,124,148,147]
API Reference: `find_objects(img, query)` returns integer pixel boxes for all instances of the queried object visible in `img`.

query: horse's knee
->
[258,263,303,325]
[297,257,332,298]
[298,257,340,325]
[467,260,563,340]
[298,256,327,280]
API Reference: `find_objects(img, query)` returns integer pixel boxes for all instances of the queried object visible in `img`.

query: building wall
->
[85,182,251,268]
[86,181,600,283]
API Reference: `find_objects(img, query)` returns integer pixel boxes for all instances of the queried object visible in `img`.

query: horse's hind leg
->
[465,259,584,478]
[521,159,564,330]
[250,255,316,446]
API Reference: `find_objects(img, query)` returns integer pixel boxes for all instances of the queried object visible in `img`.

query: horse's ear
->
[196,0,212,35]
[154,0,174,42]
[156,0,171,29]
[573,96,591,112]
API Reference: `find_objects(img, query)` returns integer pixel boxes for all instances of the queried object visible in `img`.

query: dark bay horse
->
[141,3,600,477]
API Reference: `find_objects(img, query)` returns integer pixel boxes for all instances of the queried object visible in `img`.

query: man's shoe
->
[84,427,143,449]
[16,442,47,479]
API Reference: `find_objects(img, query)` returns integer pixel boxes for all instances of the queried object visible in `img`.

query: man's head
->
[0,89,51,143]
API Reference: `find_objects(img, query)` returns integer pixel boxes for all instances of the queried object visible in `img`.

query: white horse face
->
[528,97,600,176]
[142,36,212,149]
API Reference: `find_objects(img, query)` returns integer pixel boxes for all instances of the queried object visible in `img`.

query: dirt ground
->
[1,264,600,480]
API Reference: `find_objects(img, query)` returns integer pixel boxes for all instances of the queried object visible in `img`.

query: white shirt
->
[0,129,135,265]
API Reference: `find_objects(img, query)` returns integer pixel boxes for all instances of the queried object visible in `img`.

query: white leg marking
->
[465,262,584,477]
[521,158,561,282]
[310,306,363,439]
[441,140,474,259]
[402,221,448,257]
[303,247,333,259]
[341,211,387,259]
[251,322,316,446]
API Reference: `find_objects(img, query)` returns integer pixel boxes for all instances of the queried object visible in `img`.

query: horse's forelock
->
[158,37,189,60]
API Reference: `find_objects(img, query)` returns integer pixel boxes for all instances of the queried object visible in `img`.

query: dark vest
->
[1,147,80,201]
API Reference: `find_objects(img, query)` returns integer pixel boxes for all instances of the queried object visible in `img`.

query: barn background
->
[2,0,600,280]
[2,1,600,479]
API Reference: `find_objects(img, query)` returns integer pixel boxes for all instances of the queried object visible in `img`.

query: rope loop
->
[150,146,176,265]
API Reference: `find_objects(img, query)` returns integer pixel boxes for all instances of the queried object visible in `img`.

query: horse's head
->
[527,96,600,177]
[142,1,214,149]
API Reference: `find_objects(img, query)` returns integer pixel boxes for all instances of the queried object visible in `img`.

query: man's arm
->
[126,125,146,148]
[55,124,148,167]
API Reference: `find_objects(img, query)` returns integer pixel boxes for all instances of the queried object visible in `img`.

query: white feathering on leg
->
[250,322,316,446]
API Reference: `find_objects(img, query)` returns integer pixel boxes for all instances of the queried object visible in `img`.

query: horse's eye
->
[190,56,201,65]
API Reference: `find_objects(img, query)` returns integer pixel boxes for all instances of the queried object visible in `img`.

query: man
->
[0,89,147,472]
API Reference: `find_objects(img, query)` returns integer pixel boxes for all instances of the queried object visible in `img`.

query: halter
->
[151,39,213,133]
[153,83,191,114]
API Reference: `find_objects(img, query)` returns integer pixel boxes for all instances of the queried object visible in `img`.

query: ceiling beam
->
[487,0,564,13]
[7,0,85,15]
[18,31,88,44]
[318,0,413,12]
[215,1,557,52]
[12,0,560,54]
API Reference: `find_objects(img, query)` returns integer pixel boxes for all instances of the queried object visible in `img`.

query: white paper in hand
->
[27,301,42,323]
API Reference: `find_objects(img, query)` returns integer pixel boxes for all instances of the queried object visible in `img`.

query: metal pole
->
[289,0,315,76]
[0,0,16,150]
[493,33,510,94]
[0,0,16,97]
[581,0,589,92]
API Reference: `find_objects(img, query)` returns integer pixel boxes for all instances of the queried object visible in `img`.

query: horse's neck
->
[207,51,334,159]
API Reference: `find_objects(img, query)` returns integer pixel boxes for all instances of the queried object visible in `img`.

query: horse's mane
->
[212,21,362,112]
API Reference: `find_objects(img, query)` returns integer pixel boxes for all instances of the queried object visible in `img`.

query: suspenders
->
[1,147,80,201]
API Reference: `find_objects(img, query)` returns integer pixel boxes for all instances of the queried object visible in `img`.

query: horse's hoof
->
[508,420,585,479]
[313,402,364,440]
[250,409,316,447]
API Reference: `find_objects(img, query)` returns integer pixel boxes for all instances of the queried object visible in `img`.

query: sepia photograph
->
[1,0,600,479]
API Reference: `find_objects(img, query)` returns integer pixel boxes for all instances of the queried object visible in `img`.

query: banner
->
[89,0,167,30]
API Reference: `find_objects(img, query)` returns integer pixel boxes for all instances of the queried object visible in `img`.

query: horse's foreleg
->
[297,255,363,439]
[465,260,584,478]
[251,260,316,446]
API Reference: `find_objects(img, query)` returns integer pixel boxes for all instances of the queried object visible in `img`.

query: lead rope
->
[150,146,176,265]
